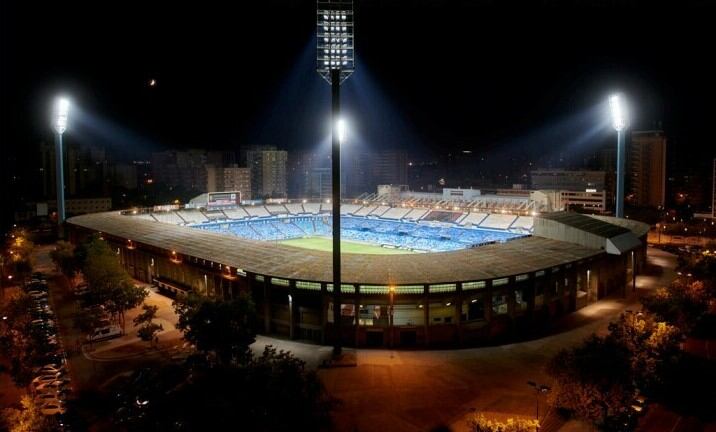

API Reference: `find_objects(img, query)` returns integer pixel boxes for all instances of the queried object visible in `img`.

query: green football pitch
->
[278,237,414,255]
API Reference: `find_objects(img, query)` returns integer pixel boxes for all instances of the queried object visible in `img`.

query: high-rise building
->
[223,165,252,201]
[530,170,607,192]
[372,150,408,188]
[246,147,287,198]
[306,167,332,199]
[629,130,667,208]
[151,150,208,193]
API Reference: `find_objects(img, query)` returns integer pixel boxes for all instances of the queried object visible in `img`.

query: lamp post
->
[53,97,70,238]
[527,381,551,427]
[609,94,628,218]
[317,0,355,357]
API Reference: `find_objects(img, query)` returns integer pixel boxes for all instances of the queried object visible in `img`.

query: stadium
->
[66,193,649,348]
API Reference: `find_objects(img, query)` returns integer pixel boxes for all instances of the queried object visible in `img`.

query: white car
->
[35,392,63,405]
[32,364,64,375]
[31,373,62,388]
[35,379,70,394]
[40,401,66,416]
[28,291,48,299]
[87,325,122,342]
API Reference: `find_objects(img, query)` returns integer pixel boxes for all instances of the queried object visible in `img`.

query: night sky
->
[2,1,714,170]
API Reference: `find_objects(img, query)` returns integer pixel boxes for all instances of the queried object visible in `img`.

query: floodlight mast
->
[317,0,354,357]
[609,94,628,218]
[53,97,70,237]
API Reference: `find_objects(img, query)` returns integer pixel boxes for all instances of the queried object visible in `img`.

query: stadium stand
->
[202,210,227,221]
[178,210,209,224]
[223,207,249,220]
[423,210,464,223]
[369,206,391,217]
[380,207,411,220]
[302,203,321,214]
[284,203,305,215]
[320,203,332,212]
[265,204,289,215]
[479,213,518,230]
[403,208,429,221]
[459,212,488,226]
[354,205,377,216]
[510,216,534,231]
[340,204,362,215]
[245,206,271,218]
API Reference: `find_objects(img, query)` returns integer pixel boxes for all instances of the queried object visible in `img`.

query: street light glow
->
[53,97,70,134]
[609,93,627,131]
[337,118,346,143]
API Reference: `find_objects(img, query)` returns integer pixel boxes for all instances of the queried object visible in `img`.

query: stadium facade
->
[66,201,648,348]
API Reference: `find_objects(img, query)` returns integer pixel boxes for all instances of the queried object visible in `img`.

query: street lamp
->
[527,381,551,426]
[53,97,70,237]
[317,0,355,357]
[609,93,628,218]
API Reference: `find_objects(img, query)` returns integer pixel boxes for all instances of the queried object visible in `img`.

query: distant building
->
[713,159,716,218]
[345,150,408,197]
[530,190,608,214]
[246,147,287,198]
[151,150,208,193]
[530,170,606,192]
[48,197,112,216]
[206,164,251,201]
[223,166,251,201]
[629,130,667,208]
[306,167,332,199]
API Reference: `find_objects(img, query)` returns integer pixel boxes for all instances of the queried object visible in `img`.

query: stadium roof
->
[68,212,604,286]
[538,212,630,238]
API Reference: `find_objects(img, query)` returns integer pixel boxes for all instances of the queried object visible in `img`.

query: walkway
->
[251,246,677,432]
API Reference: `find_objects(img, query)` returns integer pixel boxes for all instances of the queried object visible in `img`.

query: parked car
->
[40,401,66,416]
[31,373,63,389]
[87,325,122,342]
[33,364,65,375]
[74,283,89,297]
[28,290,48,299]
[35,392,63,406]
[35,379,71,394]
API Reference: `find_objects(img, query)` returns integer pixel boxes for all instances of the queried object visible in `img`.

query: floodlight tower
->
[53,97,70,237]
[317,0,354,356]
[609,94,628,218]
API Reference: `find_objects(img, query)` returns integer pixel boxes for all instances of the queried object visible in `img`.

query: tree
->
[0,293,46,386]
[468,413,539,432]
[642,280,711,334]
[174,292,257,365]
[547,335,636,429]
[608,312,682,393]
[110,346,333,431]
[134,303,163,346]
[1,395,55,432]
[49,240,80,282]
[80,236,147,333]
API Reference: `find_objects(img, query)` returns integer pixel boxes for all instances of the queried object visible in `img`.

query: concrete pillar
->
[423,284,430,347]
[320,282,328,345]
[263,276,271,334]
[288,280,297,340]
[354,285,360,347]
[507,277,517,318]
[566,268,577,312]
[484,279,493,323]
[455,282,463,347]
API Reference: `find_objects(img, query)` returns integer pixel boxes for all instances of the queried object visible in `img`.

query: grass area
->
[279,236,414,255]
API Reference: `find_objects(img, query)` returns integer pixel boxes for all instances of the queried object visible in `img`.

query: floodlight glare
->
[53,97,70,134]
[609,93,627,131]
[337,119,346,143]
